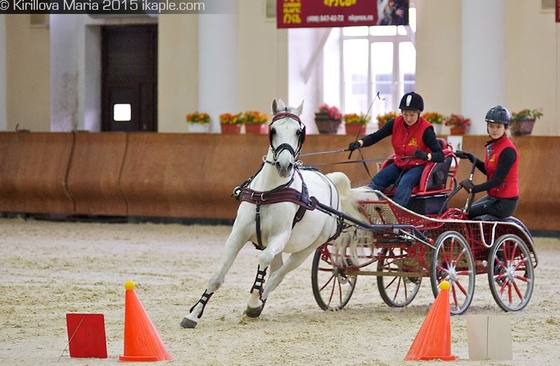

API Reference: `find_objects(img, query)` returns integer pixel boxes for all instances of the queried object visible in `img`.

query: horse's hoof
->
[180,317,198,329]
[244,306,263,318]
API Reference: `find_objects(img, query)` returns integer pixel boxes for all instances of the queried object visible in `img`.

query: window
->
[331,6,417,126]
[113,104,131,122]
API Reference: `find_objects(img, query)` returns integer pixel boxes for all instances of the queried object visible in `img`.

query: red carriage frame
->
[310,146,538,315]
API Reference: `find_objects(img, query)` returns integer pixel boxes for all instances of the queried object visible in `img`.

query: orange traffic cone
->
[405,280,456,361]
[119,281,172,362]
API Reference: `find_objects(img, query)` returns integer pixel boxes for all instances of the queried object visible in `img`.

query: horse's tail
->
[326,172,351,203]
[326,172,378,220]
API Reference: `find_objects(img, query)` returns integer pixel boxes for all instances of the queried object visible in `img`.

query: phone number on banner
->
[307,14,374,24]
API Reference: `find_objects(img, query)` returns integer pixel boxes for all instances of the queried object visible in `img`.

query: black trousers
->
[468,195,518,219]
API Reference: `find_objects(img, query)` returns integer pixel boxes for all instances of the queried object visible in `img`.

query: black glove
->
[412,149,428,160]
[460,179,474,192]
[348,141,361,151]
[455,150,474,161]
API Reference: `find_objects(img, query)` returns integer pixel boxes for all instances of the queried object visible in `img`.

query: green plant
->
[317,103,342,120]
[343,113,371,124]
[242,110,269,124]
[421,111,443,125]
[511,108,543,121]
[444,113,471,128]
[219,112,243,125]
[376,111,398,128]
[186,112,210,124]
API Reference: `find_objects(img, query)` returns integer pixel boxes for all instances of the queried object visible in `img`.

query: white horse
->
[181,99,350,328]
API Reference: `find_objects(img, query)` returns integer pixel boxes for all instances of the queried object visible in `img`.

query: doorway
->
[101,25,158,132]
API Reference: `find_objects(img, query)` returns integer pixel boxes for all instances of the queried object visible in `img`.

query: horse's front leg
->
[181,228,249,329]
[245,235,289,318]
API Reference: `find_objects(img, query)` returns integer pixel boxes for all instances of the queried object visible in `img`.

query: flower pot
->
[345,123,366,135]
[510,118,535,136]
[186,123,210,133]
[450,127,466,135]
[221,124,241,134]
[245,123,268,134]
[315,112,341,134]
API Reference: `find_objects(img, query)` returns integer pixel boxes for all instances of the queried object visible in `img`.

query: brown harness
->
[236,168,318,250]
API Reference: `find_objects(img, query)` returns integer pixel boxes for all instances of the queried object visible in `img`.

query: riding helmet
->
[399,92,424,112]
[485,105,511,125]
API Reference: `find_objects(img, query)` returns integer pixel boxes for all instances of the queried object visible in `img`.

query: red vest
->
[485,137,519,198]
[391,116,432,169]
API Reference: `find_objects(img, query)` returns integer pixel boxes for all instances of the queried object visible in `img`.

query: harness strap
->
[255,202,263,250]
[239,169,318,250]
[292,178,310,226]
[238,187,317,209]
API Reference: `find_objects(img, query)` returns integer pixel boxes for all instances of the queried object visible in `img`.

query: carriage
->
[309,139,538,315]
[182,100,537,329]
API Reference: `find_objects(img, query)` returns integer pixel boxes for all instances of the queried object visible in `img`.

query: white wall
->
[238,1,288,118]
[506,1,558,135]
[5,15,50,132]
[157,15,199,133]
[3,1,560,135]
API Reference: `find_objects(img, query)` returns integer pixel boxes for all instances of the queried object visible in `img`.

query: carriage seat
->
[378,138,458,214]
[379,138,458,197]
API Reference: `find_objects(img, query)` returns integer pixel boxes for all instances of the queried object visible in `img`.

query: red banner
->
[557,0,560,22]
[277,0,409,29]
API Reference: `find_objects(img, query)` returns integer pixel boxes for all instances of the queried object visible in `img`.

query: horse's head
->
[267,99,306,178]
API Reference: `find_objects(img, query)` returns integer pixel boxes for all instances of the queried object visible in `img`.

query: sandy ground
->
[0,217,559,366]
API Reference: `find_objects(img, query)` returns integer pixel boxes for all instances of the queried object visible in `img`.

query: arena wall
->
[0,132,555,231]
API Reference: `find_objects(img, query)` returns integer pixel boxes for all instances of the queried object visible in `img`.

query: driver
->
[346,92,444,207]
[455,105,519,219]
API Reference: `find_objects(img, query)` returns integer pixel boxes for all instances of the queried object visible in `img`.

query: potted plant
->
[510,108,543,136]
[186,111,210,133]
[376,111,398,130]
[242,110,269,134]
[444,113,471,135]
[343,113,370,135]
[421,111,443,134]
[219,112,243,134]
[315,103,342,134]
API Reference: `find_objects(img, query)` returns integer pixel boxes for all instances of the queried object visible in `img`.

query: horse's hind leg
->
[262,248,315,302]
[181,230,247,329]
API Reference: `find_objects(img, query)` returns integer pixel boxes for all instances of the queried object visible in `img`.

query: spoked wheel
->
[488,234,534,312]
[311,243,357,310]
[430,231,475,315]
[376,246,422,307]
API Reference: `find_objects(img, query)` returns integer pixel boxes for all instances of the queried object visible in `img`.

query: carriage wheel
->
[430,231,475,315]
[487,234,534,312]
[311,243,357,310]
[376,247,422,308]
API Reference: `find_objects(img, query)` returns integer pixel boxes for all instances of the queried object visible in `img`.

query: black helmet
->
[399,92,424,111]
[485,105,511,125]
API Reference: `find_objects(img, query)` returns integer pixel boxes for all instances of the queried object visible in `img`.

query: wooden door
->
[102,25,157,132]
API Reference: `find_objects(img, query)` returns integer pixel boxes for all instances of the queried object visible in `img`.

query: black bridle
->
[267,111,306,162]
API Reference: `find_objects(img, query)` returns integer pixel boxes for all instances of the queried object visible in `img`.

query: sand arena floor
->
[0,218,559,366]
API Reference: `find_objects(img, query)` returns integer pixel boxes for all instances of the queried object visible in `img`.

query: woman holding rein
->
[455,105,519,219]
[347,92,444,207]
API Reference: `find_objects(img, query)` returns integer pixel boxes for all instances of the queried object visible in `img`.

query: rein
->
[306,157,390,167]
